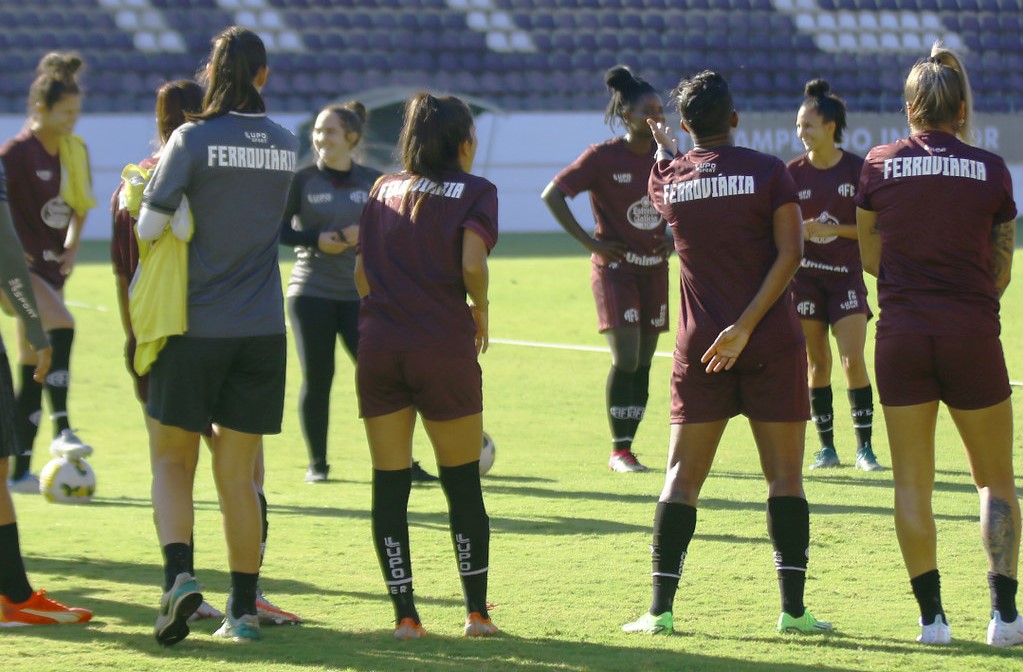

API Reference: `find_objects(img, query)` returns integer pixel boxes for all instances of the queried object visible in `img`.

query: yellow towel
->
[59,134,97,217]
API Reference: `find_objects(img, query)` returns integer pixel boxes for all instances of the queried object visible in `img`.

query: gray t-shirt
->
[143,112,298,337]
[0,161,48,353]
[281,162,380,301]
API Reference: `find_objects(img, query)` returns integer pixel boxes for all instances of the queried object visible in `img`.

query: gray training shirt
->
[0,161,48,354]
[143,112,298,338]
[281,162,380,302]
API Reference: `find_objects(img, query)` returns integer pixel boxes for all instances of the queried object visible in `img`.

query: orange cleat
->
[464,612,498,637]
[394,617,427,640]
[0,591,92,627]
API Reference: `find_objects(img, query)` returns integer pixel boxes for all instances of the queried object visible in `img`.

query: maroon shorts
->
[670,346,810,424]
[590,264,669,333]
[357,350,483,421]
[875,333,1010,409]
[790,271,871,324]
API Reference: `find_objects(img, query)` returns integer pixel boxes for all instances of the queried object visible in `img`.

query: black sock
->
[230,571,259,618]
[989,571,1019,622]
[258,491,268,568]
[650,501,697,615]
[629,365,650,443]
[607,366,635,451]
[12,365,42,480]
[847,386,873,450]
[0,522,33,603]
[767,497,810,618]
[45,328,74,435]
[809,386,834,450]
[187,535,195,576]
[911,569,945,625]
[439,461,490,618]
[372,468,418,623]
[162,542,193,591]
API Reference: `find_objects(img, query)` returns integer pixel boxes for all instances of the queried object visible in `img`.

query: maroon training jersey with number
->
[649,145,803,362]
[856,130,1017,337]
[553,137,666,272]
[787,151,864,276]
[0,129,76,288]
[110,156,158,279]
[358,169,498,359]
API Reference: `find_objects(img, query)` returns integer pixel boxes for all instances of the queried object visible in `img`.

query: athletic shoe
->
[917,615,951,644]
[394,617,427,640]
[49,429,93,459]
[621,611,673,635]
[809,446,840,470]
[154,572,203,646]
[987,611,1023,647]
[609,450,649,473]
[777,610,833,633]
[0,591,92,626]
[855,445,884,472]
[305,468,327,484]
[213,611,261,642]
[187,600,223,622]
[255,590,302,625]
[7,472,40,494]
[411,461,439,483]
[464,612,498,637]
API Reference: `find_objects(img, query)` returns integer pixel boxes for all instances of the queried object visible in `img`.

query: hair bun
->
[343,100,367,125]
[605,65,639,93]
[804,79,831,97]
[38,52,83,79]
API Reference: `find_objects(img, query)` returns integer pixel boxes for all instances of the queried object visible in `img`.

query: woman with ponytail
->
[541,65,670,473]
[135,27,298,645]
[0,51,95,492]
[354,92,498,639]
[788,79,879,472]
[857,44,1020,646]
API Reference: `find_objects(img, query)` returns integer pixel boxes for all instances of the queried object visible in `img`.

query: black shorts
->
[147,334,287,435]
[0,354,16,459]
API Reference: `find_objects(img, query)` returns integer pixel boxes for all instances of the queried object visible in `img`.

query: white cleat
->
[187,600,224,622]
[917,615,951,645]
[49,429,92,459]
[987,611,1023,647]
[608,450,649,473]
[8,473,40,494]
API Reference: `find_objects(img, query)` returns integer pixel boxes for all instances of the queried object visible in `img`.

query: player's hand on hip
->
[589,239,628,264]
[701,325,750,373]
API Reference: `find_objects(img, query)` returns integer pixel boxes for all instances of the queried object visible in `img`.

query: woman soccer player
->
[111,79,300,628]
[0,52,96,492]
[622,71,831,635]
[281,101,436,485]
[856,45,1020,646]
[355,92,498,639]
[135,27,298,645]
[788,79,880,472]
[0,159,91,627]
[541,65,671,473]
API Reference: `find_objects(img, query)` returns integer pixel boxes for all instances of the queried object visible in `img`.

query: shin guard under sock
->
[650,501,697,615]
[372,468,418,623]
[848,385,874,450]
[607,366,635,451]
[809,386,834,450]
[45,329,73,435]
[12,365,42,479]
[767,496,810,618]
[439,461,491,617]
[629,365,650,443]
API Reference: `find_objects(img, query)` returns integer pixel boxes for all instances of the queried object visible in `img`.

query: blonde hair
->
[904,42,974,143]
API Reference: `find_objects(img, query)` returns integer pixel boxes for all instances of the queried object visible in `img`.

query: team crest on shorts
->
[624,308,639,323]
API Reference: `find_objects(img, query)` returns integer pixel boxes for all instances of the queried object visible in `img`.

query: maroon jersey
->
[649,145,803,361]
[787,151,864,276]
[110,156,158,279]
[358,169,498,359]
[856,131,1017,337]
[553,137,666,272]
[0,129,77,288]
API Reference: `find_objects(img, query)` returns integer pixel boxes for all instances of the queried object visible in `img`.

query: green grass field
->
[2,235,1022,671]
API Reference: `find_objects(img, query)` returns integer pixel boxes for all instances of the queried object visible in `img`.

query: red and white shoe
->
[608,450,649,473]
[0,590,92,626]
[255,591,302,625]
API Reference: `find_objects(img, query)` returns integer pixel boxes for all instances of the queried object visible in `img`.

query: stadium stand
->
[0,0,1019,114]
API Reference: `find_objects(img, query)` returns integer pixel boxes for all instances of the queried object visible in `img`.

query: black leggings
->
[288,295,360,472]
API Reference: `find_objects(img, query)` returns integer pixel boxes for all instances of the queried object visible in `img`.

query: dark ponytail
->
[801,79,848,143]
[156,80,203,144]
[604,65,656,129]
[28,51,83,114]
[193,26,266,121]
[322,100,368,147]
[398,92,474,181]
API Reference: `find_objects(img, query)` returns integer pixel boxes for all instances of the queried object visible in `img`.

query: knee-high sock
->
[628,365,651,443]
[46,328,74,435]
[439,461,490,617]
[650,501,698,615]
[767,497,809,618]
[12,365,42,480]
[0,522,33,603]
[809,386,834,450]
[607,366,635,451]
[848,386,873,450]
[372,468,418,623]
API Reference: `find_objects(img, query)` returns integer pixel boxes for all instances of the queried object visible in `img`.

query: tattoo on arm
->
[985,497,1020,577]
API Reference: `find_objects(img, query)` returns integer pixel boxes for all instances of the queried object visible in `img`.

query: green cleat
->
[778,610,833,633]
[809,446,840,470]
[622,611,673,635]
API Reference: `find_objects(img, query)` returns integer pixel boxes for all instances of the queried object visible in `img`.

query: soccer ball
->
[480,432,496,476]
[39,457,96,504]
